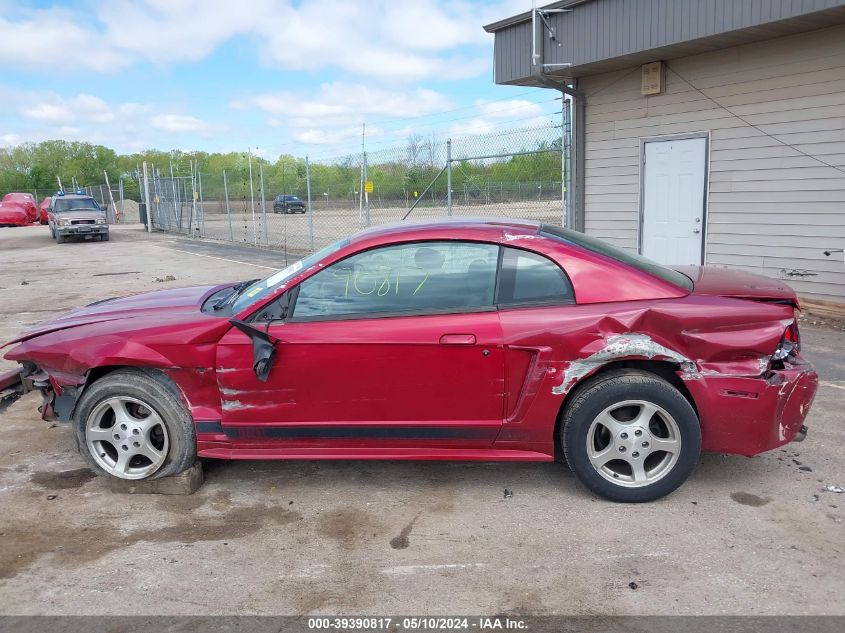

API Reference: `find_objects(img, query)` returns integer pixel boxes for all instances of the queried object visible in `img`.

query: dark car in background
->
[273,195,306,214]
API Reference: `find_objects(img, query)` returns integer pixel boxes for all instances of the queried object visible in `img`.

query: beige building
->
[485,0,845,306]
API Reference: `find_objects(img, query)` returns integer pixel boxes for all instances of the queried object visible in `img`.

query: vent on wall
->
[641,61,665,95]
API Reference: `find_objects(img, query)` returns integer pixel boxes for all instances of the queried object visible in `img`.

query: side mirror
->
[229,319,281,381]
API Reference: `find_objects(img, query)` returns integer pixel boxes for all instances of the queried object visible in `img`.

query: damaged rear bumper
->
[686,359,818,456]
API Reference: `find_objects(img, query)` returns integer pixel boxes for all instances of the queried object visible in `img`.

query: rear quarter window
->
[539,225,693,291]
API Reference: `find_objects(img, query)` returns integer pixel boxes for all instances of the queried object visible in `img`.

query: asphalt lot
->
[0,223,843,615]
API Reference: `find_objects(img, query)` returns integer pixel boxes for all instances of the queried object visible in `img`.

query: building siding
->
[491,0,845,84]
[579,24,845,303]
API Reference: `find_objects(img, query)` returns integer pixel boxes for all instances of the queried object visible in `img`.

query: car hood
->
[2,284,224,347]
[676,265,799,305]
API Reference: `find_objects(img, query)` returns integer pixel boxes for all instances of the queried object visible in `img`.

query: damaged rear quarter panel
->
[494,294,803,455]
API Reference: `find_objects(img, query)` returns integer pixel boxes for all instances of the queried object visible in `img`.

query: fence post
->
[562,101,571,228]
[363,151,370,226]
[142,162,152,233]
[189,161,198,237]
[223,170,234,242]
[118,177,125,224]
[259,163,268,246]
[248,150,257,246]
[446,138,452,216]
[305,155,314,252]
[198,170,205,237]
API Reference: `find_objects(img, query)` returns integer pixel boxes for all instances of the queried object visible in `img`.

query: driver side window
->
[292,241,499,319]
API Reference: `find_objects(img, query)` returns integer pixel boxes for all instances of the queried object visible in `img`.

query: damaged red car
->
[1,220,818,502]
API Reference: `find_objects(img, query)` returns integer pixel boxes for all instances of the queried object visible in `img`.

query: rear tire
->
[73,369,196,481]
[561,369,701,503]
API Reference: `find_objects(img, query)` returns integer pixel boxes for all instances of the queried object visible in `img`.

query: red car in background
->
[39,197,50,224]
[2,193,37,223]
[0,220,818,502]
[0,201,31,227]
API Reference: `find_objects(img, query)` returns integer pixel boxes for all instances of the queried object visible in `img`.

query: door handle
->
[693,228,701,234]
[439,333,476,345]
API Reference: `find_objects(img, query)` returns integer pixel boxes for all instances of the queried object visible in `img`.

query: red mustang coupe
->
[1,220,817,502]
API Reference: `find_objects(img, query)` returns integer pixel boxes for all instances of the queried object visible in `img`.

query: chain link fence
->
[144,120,570,255]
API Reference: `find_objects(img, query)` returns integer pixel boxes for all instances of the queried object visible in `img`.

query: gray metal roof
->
[486,0,845,84]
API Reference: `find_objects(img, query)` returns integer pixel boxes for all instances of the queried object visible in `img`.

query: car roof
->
[348,217,542,244]
[52,194,94,200]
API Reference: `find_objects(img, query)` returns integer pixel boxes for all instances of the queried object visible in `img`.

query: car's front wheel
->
[561,370,701,503]
[73,369,196,480]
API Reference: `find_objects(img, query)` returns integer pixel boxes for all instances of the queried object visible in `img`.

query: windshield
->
[539,225,694,291]
[232,237,351,313]
[53,198,100,213]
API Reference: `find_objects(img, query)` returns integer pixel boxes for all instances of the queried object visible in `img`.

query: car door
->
[215,240,505,450]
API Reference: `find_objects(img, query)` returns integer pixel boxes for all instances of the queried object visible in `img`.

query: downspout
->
[531,7,586,232]
[536,75,585,232]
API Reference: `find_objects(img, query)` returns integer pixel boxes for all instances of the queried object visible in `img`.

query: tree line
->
[0,137,563,204]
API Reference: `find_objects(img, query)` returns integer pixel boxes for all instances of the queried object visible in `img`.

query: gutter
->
[529,11,586,233]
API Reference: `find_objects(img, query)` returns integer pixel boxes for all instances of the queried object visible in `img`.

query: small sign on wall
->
[641,61,665,95]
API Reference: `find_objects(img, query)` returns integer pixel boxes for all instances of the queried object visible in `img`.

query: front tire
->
[55,233,65,244]
[561,370,701,503]
[73,369,196,480]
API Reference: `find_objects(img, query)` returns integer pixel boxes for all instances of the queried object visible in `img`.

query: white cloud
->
[476,99,544,120]
[19,94,116,125]
[241,81,453,149]
[0,85,218,151]
[0,133,23,148]
[152,114,214,134]
[0,0,518,81]
[448,98,556,138]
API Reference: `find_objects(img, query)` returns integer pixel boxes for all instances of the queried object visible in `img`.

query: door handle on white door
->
[693,228,701,234]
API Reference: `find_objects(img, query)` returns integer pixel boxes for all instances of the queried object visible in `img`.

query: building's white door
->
[641,137,707,265]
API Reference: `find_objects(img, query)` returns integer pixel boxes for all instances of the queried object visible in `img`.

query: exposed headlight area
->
[57,218,71,226]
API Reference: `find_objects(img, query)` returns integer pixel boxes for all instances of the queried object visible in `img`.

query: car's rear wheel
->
[561,370,701,503]
[73,369,196,480]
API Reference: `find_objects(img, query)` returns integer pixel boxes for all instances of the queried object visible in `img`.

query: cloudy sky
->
[0,0,561,158]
